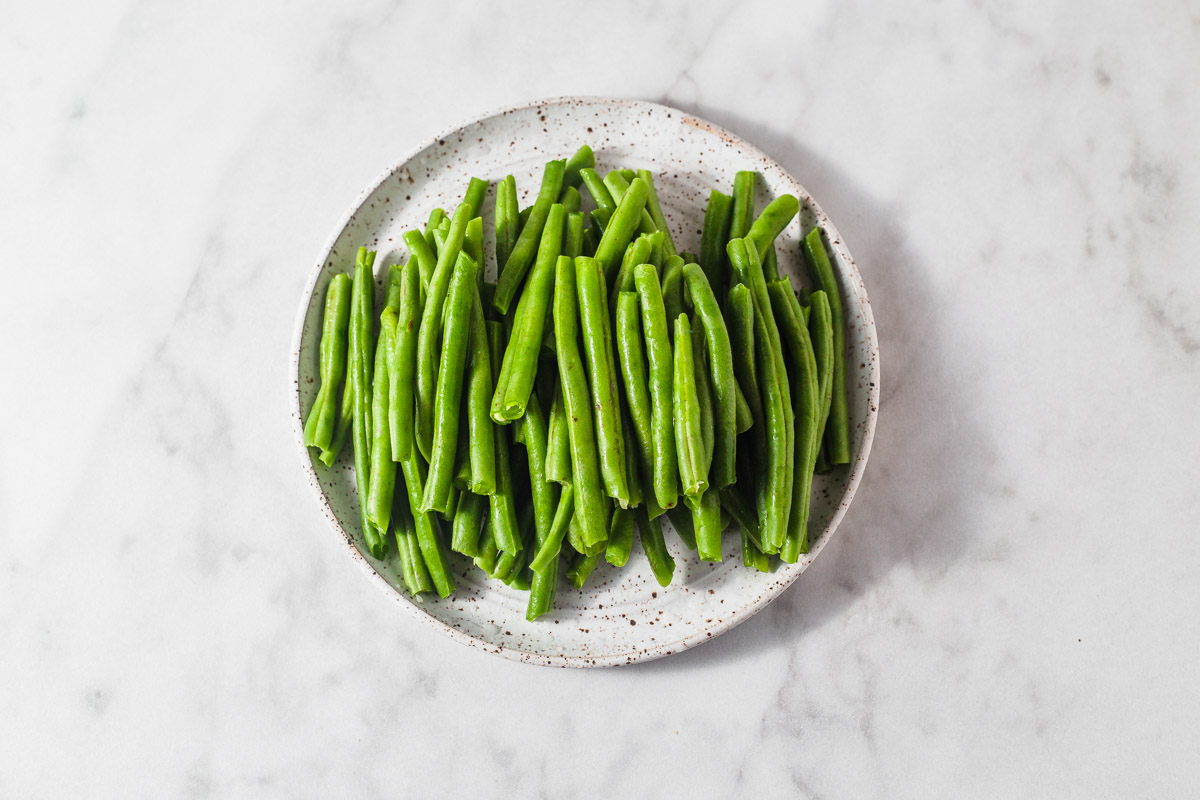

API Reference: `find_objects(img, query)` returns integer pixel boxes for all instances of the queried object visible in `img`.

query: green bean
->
[416,202,472,460]
[661,256,685,335]
[605,507,635,567]
[721,485,763,552]
[581,226,599,258]
[485,322,521,554]
[423,207,446,254]
[610,235,652,313]
[646,230,665,271]
[666,506,697,551]
[421,252,478,513]
[383,263,404,311]
[452,398,471,490]
[589,207,611,236]
[636,169,676,257]
[554,256,608,548]
[741,525,769,572]
[495,175,520,273]
[366,306,397,530]
[770,280,821,563]
[728,283,766,458]
[450,489,486,557]
[808,290,836,454]
[545,384,571,484]
[682,263,737,489]
[514,390,556,545]
[633,506,674,587]
[579,167,615,215]
[494,504,533,582]
[595,177,650,286]
[388,261,420,462]
[746,193,800,264]
[491,204,563,422]
[632,264,679,511]
[564,211,584,259]
[526,553,558,620]
[402,230,435,303]
[691,313,715,477]
[529,483,573,573]
[700,189,734,293]
[472,519,498,575]
[691,488,724,562]
[348,249,385,557]
[730,171,755,241]
[494,159,566,314]
[559,184,581,213]
[802,227,850,464]
[615,291,665,519]
[575,256,630,507]
[604,170,657,236]
[621,413,644,509]
[392,475,432,594]
[464,216,483,270]
[762,243,780,282]
[673,314,708,499]
[304,273,352,453]
[463,286,496,494]
[566,551,603,590]
[463,176,488,219]
[727,238,793,553]
[563,144,594,188]
[518,205,532,232]
[734,380,753,434]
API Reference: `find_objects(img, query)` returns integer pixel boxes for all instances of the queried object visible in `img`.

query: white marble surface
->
[3,1,1198,796]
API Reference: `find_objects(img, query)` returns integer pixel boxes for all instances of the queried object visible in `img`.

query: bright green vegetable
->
[728,282,766,459]
[603,170,657,236]
[691,487,724,562]
[564,211,584,259]
[423,207,446,255]
[366,306,397,531]
[746,194,800,265]
[494,159,566,314]
[579,167,615,215]
[464,286,496,495]
[463,177,488,219]
[399,453,454,597]
[554,255,608,548]
[348,248,385,558]
[661,256,685,335]
[421,252,478,514]
[528,483,574,574]
[486,322,521,555]
[559,184,581,213]
[575,256,630,507]
[388,261,420,462]
[632,264,678,511]
[673,314,708,499]
[730,171,755,241]
[563,145,594,189]
[566,551,603,590]
[605,507,635,567]
[464,216,484,270]
[681,263,736,489]
[700,189,734,293]
[636,169,676,257]
[304,273,352,454]
[594,177,650,286]
[634,506,674,587]
[450,489,486,557]
[495,175,520,272]
[491,204,563,422]
[610,235,653,311]
[802,227,850,465]
[615,291,664,519]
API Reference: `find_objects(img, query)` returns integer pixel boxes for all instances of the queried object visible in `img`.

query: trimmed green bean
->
[491,204,563,422]
[575,256,630,507]
[762,243,780,282]
[700,189,734,293]
[464,286,496,494]
[473,519,498,575]
[632,264,679,511]
[691,488,724,562]
[564,145,595,189]
[388,261,419,462]
[566,551,603,590]
[494,159,566,314]
[666,505,697,551]
[383,263,404,312]
[495,175,520,273]
[589,207,611,236]
[415,202,472,461]
[366,306,397,531]
[746,194,800,264]
[518,205,532,232]
[730,171,755,241]
[304,273,352,453]
[529,483,574,574]
[554,256,608,548]
[634,506,674,587]
[727,238,793,553]
[420,252,478,513]
[691,312,715,476]
[486,322,521,555]
[802,227,850,465]
[464,216,484,270]
[615,291,665,519]
[349,249,385,557]
[393,475,433,594]
[808,290,836,455]
[450,489,486,557]
[594,177,650,286]
[605,507,635,567]
[770,280,821,563]
[661,256,685,335]
[673,314,708,498]
[728,283,766,459]
[579,167,615,215]
[559,184,582,213]
[463,176,488,219]
[545,383,571,484]
[636,169,676,258]
[721,485,763,551]
[610,235,653,311]
[646,230,665,271]
[564,211,584,259]
[423,208,446,255]
[581,226,599,258]
[682,263,737,489]
[735,380,753,434]
[603,170,656,236]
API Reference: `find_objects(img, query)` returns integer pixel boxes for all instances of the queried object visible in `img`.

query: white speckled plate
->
[290,97,878,667]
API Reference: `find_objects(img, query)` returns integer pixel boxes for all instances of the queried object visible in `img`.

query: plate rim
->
[289,95,880,668]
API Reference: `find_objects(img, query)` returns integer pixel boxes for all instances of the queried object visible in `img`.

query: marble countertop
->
[4,1,1198,796]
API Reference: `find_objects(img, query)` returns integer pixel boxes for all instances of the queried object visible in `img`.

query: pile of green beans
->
[302,151,852,619]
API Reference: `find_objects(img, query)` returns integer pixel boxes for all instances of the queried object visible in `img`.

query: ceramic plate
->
[290,97,879,667]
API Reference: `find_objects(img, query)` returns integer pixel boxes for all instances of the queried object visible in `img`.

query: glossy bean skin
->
[746,193,800,265]
[486,322,522,555]
[553,255,608,548]
[495,175,520,272]
[304,273,352,454]
[615,291,665,520]
[450,489,486,557]
[563,145,595,189]
[681,263,737,489]
[579,167,615,215]
[729,170,755,241]
[660,256,686,335]
[634,506,675,587]
[632,264,679,511]
[636,169,676,257]
[593,177,650,286]
[605,507,635,567]
[699,189,734,295]
[388,261,420,463]
[673,314,708,499]
[463,286,496,494]
[802,227,850,465]
[494,159,566,315]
